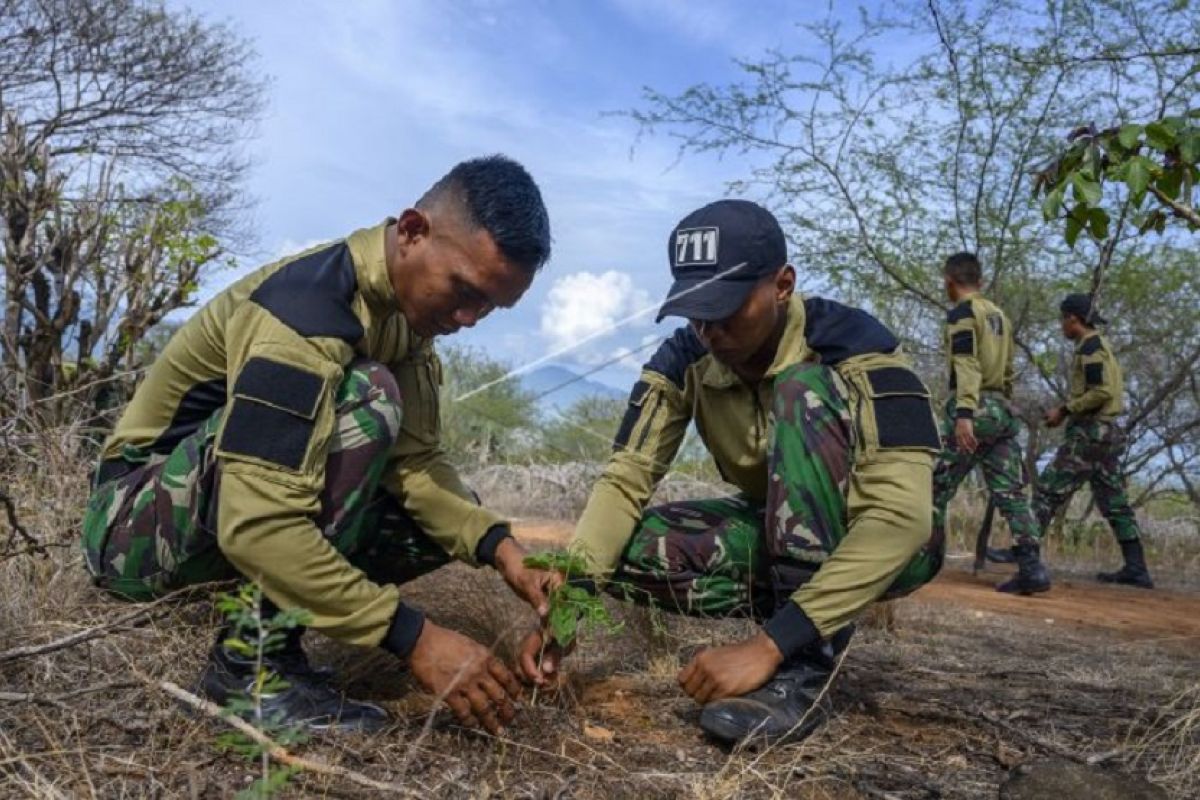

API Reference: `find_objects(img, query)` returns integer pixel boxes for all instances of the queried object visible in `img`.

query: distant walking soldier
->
[1034,294,1153,589]
[932,253,1049,595]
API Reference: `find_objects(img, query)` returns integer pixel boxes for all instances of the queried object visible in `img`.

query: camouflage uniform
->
[82,360,450,601]
[80,222,505,656]
[932,293,1039,546]
[609,362,942,620]
[1034,333,1140,542]
[575,296,943,649]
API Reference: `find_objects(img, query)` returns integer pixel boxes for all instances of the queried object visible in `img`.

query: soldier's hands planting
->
[517,627,575,686]
[679,632,784,704]
[408,621,522,734]
[495,538,563,619]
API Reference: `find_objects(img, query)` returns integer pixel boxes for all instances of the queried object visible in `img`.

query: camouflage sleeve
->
[571,371,691,579]
[1065,345,1114,416]
[786,454,933,637]
[946,302,982,417]
[381,344,507,565]
[214,304,408,649]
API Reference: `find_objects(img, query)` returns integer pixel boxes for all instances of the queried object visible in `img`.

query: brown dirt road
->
[513,519,1200,646]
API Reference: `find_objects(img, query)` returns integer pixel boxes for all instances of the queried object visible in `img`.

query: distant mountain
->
[520,365,625,415]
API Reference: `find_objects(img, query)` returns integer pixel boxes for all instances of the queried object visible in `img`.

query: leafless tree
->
[0,0,265,422]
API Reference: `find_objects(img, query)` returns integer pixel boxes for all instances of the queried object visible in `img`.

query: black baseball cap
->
[656,199,788,322]
[1060,293,1107,325]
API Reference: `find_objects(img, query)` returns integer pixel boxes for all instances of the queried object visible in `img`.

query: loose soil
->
[1,519,1196,798]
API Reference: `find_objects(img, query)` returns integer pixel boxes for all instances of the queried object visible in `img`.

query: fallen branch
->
[0,582,228,663]
[156,680,416,796]
[0,679,139,709]
[0,488,45,557]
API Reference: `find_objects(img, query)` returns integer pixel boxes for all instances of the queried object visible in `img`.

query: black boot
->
[1098,539,1154,589]
[986,547,1016,564]
[198,635,389,734]
[698,627,851,747]
[996,541,1051,595]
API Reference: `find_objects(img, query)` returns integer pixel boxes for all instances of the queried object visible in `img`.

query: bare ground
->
[1,513,1197,799]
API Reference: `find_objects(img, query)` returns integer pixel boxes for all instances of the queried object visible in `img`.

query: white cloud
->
[611,332,667,371]
[540,270,653,358]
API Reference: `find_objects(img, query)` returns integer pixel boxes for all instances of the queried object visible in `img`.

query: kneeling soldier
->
[82,156,557,733]
[519,200,944,746]
[1034,294,1153,589]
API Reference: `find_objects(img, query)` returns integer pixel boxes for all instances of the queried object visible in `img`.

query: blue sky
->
[182,0,842,388]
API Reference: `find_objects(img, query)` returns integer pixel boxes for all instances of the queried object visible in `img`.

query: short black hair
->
[418,155,552,273]
[943,251,982,286]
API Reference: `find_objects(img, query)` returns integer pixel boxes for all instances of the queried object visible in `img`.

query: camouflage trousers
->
[932,396,1040,545]
[1033,419,1141,543]
[81,360,450,602]
[607,363,942,620]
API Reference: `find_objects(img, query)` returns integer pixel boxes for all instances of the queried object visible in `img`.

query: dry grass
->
[2,441,1199,798]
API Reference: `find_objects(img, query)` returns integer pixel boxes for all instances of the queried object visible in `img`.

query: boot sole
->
[699,705,825,748]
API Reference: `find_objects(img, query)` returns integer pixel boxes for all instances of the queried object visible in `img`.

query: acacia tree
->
[631,0,1200,508]
[0,0,265,421]
[438,345,540,466]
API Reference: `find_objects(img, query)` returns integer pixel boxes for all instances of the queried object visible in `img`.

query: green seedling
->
[523,550,623,648]
[214,583,312,800]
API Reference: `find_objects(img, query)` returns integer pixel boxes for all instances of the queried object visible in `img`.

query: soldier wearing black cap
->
[518,199,945,746]
[1034,294,1153,588]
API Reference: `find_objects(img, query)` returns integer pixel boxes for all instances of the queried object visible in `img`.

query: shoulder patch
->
[1080,336,1104,356]
[804,297,900,365]
[951,330,975,355]
[219,358,325,471]
[250,242,365,344]
[946,300,973,324]
[645,326,707,389]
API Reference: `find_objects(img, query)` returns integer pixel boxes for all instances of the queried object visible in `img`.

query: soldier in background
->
[932,252,1049,595]
[1034,294,1154,589]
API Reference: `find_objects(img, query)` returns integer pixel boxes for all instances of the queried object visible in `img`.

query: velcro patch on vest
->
[951,330,975,355]
[613,380,651,451]
[220,358,324,470]
[866,367,928,396]
[875,396,941,450]
[1084,362,1104,387]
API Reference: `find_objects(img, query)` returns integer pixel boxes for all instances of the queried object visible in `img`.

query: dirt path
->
[925,559,1200,644]
[512,519,1200,645]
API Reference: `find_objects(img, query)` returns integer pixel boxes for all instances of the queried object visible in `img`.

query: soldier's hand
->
[494,537,562,619]
[1043,406,1067,428]
[678,632,784,705]
[408,620,523,734]
[954,417,978,453]
[517,627,574,687]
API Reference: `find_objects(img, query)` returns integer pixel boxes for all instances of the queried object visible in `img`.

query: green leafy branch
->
[522,550,622,649]
[214,583,312,800]
[1034,109,1200,245]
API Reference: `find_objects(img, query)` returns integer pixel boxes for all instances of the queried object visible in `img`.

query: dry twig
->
[156,680,418,796]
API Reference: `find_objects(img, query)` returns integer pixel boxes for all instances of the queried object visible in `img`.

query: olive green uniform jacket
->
[572,295,940,638]
[945,291,1015,416]
[1063,332,1124,422]
[98,221,505,650]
